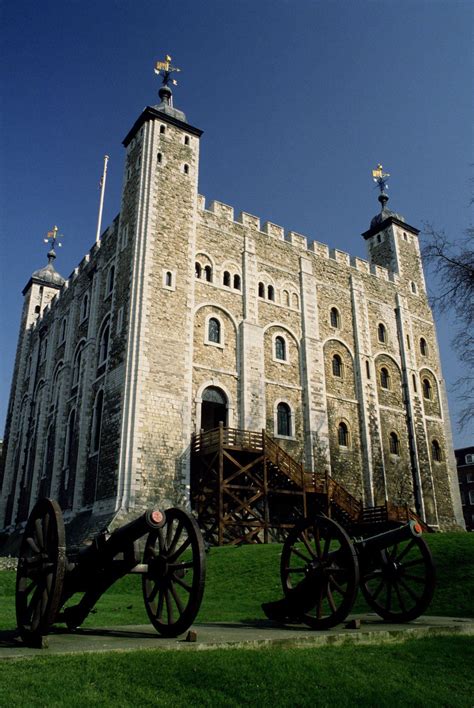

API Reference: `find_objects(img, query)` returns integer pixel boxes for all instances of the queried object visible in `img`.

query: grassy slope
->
[0,532,473,630]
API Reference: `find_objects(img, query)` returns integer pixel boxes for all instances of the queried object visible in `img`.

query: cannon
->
[262,515,435,629]
[16,498,206,647]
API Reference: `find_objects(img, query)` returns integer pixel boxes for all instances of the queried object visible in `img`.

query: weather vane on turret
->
[43,226,63,261]
[372,164,390,211]
[154,54,181,87]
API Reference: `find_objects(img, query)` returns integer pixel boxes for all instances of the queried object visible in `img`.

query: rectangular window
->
[465,454,474,464]
[469,490,474,505]
[467,472,474,482]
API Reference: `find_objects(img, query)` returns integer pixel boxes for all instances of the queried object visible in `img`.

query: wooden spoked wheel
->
[16,498,66,645]
[281,515,359,630]
[360,534,436,622]
[142,507,206,637]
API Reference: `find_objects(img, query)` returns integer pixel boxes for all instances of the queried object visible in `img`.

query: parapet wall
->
[198,195,398,284]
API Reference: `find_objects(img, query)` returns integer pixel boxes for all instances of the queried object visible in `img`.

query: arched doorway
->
[200,386,227,431]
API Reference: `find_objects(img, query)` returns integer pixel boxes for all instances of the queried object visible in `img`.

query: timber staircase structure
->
[190,424,427,545]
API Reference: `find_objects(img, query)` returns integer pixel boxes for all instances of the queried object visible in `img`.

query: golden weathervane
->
[154,54,181,87]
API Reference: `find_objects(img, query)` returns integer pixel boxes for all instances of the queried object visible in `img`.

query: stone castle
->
[0,72,464,544]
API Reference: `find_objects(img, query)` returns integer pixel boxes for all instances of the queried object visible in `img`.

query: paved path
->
[1,615,472,659]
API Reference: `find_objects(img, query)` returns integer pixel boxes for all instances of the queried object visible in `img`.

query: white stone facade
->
[0,95,465,537]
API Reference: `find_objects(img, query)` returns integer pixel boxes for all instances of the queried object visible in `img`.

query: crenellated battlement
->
[198,195,397,284]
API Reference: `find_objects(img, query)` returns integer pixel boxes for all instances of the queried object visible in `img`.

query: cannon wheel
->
[281,515,359,630]
[360,532,436,622]
[142,507,206,637]
[16,498,66,646]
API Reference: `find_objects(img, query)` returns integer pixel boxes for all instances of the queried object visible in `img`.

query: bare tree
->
[422,221,474,429]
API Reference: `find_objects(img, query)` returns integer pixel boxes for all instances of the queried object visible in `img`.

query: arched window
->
[195,262,202,279]
[389,432,400,455]
[258,282,265,298]
[422,378,432,399]
[223,271,231,287]
[184,135,190,146]
[98,318,111,369]
[380,367,390,389]
[72,341,85,388]
[378,323,387,343]
[330,307,340,328]
[160,125,166,134]
[64,408,76,469]
[275,336,286,361]
[332,354,343,377]
[267,285,275,301]
[204,265,212,282]
[81,293,89,321]
[52,363,63,410]
[420,338,428,356]
[366,360,371,379]
[431,439,442,462]
[283,290,290,307]
[106,265,115,297]
[412,374,417,392]
[277,402,291,437]
[91,389,104,453]
[233,274,241,290]
[165,271,172,287]
[157,152,162,164]
[338,422,349,447]
[291,293,299,309]
[208,317,221,344]
[411,281,418,294]
[184,164,189,175]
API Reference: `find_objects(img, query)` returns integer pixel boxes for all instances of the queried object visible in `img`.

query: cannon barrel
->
[76,509,166,566]
[354,520,422,556]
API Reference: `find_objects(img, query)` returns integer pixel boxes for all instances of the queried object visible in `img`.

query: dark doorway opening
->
[201,386,227,431]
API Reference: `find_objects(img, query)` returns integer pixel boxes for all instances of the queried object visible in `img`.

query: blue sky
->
[1,0,472,446]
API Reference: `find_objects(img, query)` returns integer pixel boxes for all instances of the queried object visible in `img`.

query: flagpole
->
[95,154,109,244]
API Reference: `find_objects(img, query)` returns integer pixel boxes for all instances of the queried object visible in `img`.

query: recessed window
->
[223,271,231,287]
[204,265,212,282]
[366,360,371,379]
[195,262,202,279]
[431,439,442,462]
[411,281,418,294]
[184,135,190,146]
[380,367,390,389]
[160,125,166,134]
[208,317,221,344]
[403,232,408,241]
[268,285,275,301]
[60,317,67,343]
[116,307,124,333]
[81,293,89,322]
[412,374,417,392]
[406,334,411,349]
[332,354,343,378]
[64,408,76,469]
[258,282,265,298]
[275,336,286,361]
[422,378,432,400]
[184,164,189,175]
[106,265,115,298]
[378,323,387,343]
[277,402,292,437]
[97,318,111,370]
[377,234,382,244]
[330,307,340,328]
[91,389,104,454]
[157,152,162,164]
[420,338,428,356]
[163,270,174,289]
[389,432,400,455]
[338,422,349,447]
[292,293,299,309]
[72,341,85,389]
[233,274,241,290]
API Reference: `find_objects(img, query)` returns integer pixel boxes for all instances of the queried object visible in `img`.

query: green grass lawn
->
[0,636,472,707]
[1,531,473,630]
[0,532,473,706]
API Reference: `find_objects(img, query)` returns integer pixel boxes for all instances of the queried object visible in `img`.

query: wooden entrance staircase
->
[190,424,427,545]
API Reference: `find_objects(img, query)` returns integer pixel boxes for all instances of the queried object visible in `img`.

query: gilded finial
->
[154,54,181,87]
[43,226,63,262]
[372,164,390,194]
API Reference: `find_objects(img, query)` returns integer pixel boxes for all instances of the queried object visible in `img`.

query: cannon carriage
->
[16,498,206,647]
[263,514,436,630]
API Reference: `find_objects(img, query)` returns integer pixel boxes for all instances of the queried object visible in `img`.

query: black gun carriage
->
[16,498,206,647]
[263,514,436,629]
